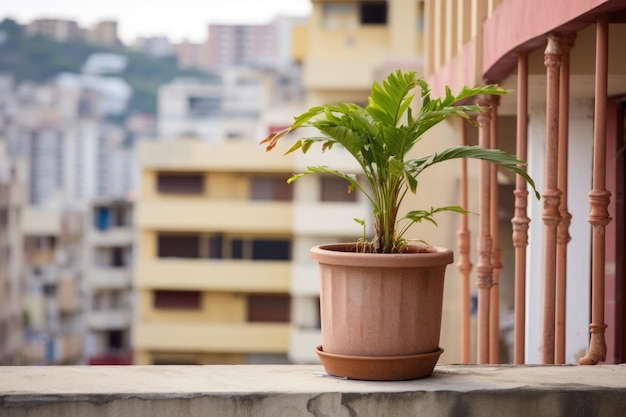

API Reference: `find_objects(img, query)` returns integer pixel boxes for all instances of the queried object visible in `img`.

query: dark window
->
[43,284,56,297]
[154,290,201,310]
[231,238,244,259]
[207,235,223,259]
[188,96,221,117]
[158,235,200,258]
[247,294,291,322]
[250,177,293,201]
[108,330,124,350]
[252,239,290,260]
[112,247,125,267]
[320,176,357,202]
[360,1,387,24]
[157,173,204,194]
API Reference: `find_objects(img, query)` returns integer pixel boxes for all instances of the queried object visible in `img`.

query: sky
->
[2,0,312,43]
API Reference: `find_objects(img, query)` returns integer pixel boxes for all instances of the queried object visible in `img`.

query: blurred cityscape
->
[0,2,410,366]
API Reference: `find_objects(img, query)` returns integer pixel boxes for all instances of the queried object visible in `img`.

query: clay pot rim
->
[311,242,453,268]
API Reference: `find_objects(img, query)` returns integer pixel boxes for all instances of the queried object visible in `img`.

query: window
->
[107,330,124,350]
[153,290,201,310]
[247,294,291,322]
[250,177,293,201]
[252,239,290,260]
[155,234,292,261]
[320,176,357,202]
[157,173,204,194]
[158,235,200,258]
[360,1,387,25]
[112,247,125,267]
[188,96,221,117]
[207,235,223,259]
[231,238,244,259]
[94,207,111,230]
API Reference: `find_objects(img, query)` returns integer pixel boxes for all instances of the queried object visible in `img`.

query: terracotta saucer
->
[315,345,443,381]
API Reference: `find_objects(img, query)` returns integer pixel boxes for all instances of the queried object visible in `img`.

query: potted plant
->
[261,70,538,380]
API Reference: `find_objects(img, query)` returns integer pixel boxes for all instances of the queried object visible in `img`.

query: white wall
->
[526,99,593,364]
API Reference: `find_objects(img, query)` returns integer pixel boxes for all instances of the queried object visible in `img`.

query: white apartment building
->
[157,72,262,142]
[206,17,306,70]
[83,199,134,365]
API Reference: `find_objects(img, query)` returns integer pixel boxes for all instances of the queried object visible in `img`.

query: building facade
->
[133,139,368,364]
[83,199,134,365]
[21,208,83,365]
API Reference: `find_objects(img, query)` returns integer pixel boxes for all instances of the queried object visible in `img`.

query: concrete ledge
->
[1,364,625,416]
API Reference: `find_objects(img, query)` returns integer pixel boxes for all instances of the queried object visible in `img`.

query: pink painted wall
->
[482,0,618,81]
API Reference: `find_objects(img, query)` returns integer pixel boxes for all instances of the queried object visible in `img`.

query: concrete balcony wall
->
[292,202,369,236]
[88,228,134,246]
[134,322,290,353]
[1,365,624,417]
[304,29,390,90]
[87,268,132,290]
[135,260,290,293]
[136,199,293,233]
[86,308,131,330]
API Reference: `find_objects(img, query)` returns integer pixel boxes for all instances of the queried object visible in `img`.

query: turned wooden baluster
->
[457,120,473,364]
[489,95,501,364]
[580,16,611,366]
[542,33,563,365]
[476,93,494,364]
[512,51,530,365]
[556,32,576,365]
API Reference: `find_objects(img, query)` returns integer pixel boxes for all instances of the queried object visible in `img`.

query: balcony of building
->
[136,198,294,233]
[86,308,132,330]
[420,0,626,365]
[136,259,290,293]
[304,0,425,95]
[88,267,132,290]
[89,227,134,246]
[134,321,289,354]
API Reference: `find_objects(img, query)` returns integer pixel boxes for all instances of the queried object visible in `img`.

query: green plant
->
[262,70,538,253]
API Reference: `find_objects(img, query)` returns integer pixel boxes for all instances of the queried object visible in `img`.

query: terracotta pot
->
[311,243,453,380]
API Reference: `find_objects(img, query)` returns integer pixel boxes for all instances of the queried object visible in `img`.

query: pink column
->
[457,120,473,364]
[512,52,530,365]
[489,95,501,364]
[579,15,611,366]
[476,94,493,364]
[542,33,563,365]
[555,32,576,365]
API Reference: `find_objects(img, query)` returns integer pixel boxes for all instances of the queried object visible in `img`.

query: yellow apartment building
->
[301,0,425,106]
[133,139,368,364]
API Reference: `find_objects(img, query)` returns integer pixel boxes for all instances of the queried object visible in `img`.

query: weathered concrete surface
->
[0,364,625,417]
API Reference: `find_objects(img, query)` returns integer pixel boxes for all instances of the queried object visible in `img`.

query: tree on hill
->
[0,18,216,117]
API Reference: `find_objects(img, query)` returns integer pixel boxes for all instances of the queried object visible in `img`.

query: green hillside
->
[0,18,215,117]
